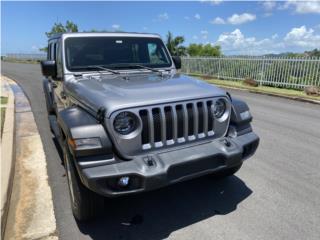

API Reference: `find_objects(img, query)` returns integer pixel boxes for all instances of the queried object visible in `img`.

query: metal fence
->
[5,53,46,61]
[3,54,320,89]
[181,57,320,89]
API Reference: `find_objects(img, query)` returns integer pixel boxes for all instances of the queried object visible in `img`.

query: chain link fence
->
[181,57,320,89]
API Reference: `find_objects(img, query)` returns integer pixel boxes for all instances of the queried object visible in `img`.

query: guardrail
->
[181,57,320,89]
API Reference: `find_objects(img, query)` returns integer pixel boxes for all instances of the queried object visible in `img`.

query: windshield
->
[64,36,172,71]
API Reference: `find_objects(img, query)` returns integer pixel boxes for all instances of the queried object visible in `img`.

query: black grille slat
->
[152,108,162,142]
[140,99,218,149]
[165,106,173,140]
[139,110,149,144]
[197,102,204,133]
[176,105,184,138]
[207,101,214,131]
[187,103,194,136]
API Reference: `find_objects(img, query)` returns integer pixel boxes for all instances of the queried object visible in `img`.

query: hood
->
[65,72,226,117]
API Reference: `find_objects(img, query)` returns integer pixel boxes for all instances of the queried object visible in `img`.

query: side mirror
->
[172,56,181,70]
[41,60,57,78]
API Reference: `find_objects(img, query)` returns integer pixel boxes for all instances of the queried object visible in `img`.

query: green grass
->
[1,107,6,136]
[1,96,8,105]
[190,75,320,102]
[1,96,8,136]
[2,58,41,64]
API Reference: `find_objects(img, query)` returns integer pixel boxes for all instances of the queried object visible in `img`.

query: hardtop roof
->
[48,32,161,41]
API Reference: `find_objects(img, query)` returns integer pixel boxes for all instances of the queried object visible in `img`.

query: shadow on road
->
[77,175,252,240]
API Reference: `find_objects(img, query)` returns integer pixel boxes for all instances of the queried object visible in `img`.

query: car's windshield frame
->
[64,36,173,73]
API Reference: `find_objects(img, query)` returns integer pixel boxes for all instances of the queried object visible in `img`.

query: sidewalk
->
[1,76,57,240]
[1,76,15,238]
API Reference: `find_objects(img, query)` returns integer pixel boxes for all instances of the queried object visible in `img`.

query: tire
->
[63,142,104,221]
[211,163,243,180]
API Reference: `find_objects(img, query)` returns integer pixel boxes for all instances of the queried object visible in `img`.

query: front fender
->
[57,107,113,158]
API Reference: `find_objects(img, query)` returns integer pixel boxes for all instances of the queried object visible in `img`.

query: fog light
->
[118,176,130,187]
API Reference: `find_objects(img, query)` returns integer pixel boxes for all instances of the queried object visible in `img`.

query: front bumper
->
[77,132,259,197]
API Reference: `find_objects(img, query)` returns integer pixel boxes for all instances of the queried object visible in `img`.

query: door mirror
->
[172,56,181,70]
[41,60,57,78]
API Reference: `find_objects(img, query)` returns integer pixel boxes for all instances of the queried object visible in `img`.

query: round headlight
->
[212,99,226,118]
[113,112,138,135]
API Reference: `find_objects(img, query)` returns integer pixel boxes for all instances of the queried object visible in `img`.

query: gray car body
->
[64,73,227,118]
[43,32,259,197]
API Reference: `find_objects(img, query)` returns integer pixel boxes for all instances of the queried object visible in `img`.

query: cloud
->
[31,45,43,52]
[227,13,256,25]
[214,29,284,54]
[200,30,209,39]
[193,35,198,40]
[157,12,169,21]
[284,25,320,47]
[210,17,225,24]
[194,13,201,20]
[201,0,223,5]
[263,12,273,17]
[184,16,190,20]
[210,13,255,25]
[213,26,320,54]
[283,0,320,14]
[262,1,277,11]
[112,24,120,30]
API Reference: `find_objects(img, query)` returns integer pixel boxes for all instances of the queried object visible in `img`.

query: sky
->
[1,0,320,55]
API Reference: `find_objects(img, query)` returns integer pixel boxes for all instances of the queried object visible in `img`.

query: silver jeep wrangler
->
[41,32,259,221]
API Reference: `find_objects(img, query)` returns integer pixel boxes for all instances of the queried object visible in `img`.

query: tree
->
[45,20,78,38]
[40,21,79,52]
[187,44,203,56]
[305,49,320,57]
[187,43,221,57]
[165,31,187,56]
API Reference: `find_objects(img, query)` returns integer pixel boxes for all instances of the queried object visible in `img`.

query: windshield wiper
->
[130,64,163,74]
[105,63,163,74]
[70,65,120,75]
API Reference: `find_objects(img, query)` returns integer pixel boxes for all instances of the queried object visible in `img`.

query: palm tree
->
[166,31,187,56]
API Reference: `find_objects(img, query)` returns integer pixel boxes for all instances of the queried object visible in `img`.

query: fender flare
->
[230,97,252,126]
[57,107,113,158]
[229,98,253,136]
[42,78,55,114]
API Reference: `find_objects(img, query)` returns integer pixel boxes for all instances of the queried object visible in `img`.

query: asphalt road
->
[2,61,320,240]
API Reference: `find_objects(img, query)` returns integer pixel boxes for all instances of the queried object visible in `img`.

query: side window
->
[147,43,166,64]
[53,43,57,61]
[56,41,63,78]
[47,44,51,60]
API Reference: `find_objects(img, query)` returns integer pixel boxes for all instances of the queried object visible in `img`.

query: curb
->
[1,76,16,239]
[213,84,320,105]
[2,77,57,240]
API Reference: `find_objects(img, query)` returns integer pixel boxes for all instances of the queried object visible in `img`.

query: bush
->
[304,86,320,96]
[243,78,259,87]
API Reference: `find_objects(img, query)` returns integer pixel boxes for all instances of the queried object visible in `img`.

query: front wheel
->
[63,142,104,221]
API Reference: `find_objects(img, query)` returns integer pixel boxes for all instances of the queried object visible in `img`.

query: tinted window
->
[53,43,57,61]
[48,44,51,60]
[64,37,172,71]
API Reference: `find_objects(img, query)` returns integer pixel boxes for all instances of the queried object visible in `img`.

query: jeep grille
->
[108,97,230,157]
[139,100,217,150]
